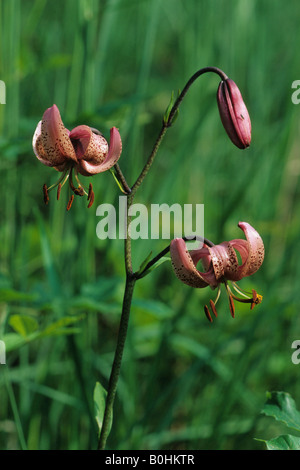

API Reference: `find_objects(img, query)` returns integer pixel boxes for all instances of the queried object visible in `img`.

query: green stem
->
[136,236,215,279]
[131,66,228,195]
[97,272,136,450]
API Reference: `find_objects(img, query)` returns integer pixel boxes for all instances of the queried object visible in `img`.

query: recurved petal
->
[170,238,218,288]
[231,222,265,279]
[69,125,109,161]
[77,127,122,176]
[33,104,77,168]
[207,242,239,281]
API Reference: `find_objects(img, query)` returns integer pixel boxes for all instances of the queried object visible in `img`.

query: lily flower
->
[217,79,251,149]
[33,104,122,210]
[170,222,264,322]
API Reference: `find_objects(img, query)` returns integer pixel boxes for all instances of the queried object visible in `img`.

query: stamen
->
[47,169,69,192]
[66,195,74,211]
[231,282,252,299]
[224,282,235,318]
[251,289,262,309]
[228,294,235,318]
[73,187,85,196]
[74,167,88,197]
[87,184,95,208]
[88,182,93,200]
[209,299,218,317]
[68,168,77,194]
[204,305,213,323]
[43,184,49,205]
[57,183,62,200]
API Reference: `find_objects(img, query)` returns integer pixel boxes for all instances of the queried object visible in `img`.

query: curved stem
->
[136,236,215,279]
[131,66,228,195]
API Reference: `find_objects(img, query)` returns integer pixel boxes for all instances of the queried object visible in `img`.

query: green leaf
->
[2,332,28,352]
[259,434,300,450]
[9,314,39,338]
[261,391,300,432]
[163,90,180,125]
[94,381,112,435]
[0,288,36,303]
[40,315,84,337]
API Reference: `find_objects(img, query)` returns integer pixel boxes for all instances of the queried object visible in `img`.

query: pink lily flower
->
[217,79,251,149]
[170,222,264,322]
[33,104,122,210]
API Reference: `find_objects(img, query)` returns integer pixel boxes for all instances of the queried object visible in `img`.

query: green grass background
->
[1,0,300,450]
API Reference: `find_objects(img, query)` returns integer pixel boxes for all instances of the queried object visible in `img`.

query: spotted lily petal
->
[170,238,218,288]
[207,241,239,281]
[32,104,77,170]
[230,222,265,279]
[77,127,122,176]
[69,125,109,162]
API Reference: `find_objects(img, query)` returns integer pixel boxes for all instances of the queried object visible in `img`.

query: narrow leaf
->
[94,381,112,435]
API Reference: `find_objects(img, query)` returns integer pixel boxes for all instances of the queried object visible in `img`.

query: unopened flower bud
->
[217,79,251,149]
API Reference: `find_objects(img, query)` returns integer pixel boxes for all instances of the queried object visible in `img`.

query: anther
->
[228,294,235,318]
[87,184,95,208]
[204,305,213,323]
[66,195,74,211]
[57,183,62,200]
[73,187,85,196]
[209,299,218,317]
[43,184,49,205]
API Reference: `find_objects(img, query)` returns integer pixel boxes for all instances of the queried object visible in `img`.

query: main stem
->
[97,272,135,450]
[97,66,228,450]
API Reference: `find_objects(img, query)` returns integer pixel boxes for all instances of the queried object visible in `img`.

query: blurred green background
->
[1,0,300,450]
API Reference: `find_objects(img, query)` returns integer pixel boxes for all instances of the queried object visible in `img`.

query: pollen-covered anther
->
[251,289,263,310]
[73,187,85,196]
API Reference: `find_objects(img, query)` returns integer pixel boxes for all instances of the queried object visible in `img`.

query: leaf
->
[4,315,84,352]
[257,434,300,450]
[94,381,112,435]
[163,90,180,126]
[0,288,36,303]
[2,333,28,352]
[9,314,39,338]
[40,315,84,337]
[261,391,300,432]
